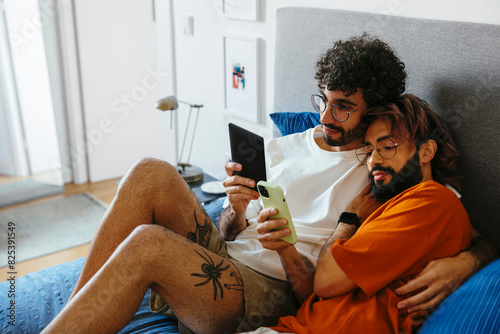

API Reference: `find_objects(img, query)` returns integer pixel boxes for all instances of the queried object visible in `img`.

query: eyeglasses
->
[355,138,400,164]
[310,93,367,122]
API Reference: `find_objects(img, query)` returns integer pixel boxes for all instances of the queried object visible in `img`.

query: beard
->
[369,149,423,202]
[322,123,365,147]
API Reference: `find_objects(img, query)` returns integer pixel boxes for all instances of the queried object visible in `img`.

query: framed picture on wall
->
[223,0,260,21]
[223,35,261,122]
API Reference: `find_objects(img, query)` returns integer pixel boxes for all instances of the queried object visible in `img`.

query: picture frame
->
[223,35,261,123]
[223,0,259,21]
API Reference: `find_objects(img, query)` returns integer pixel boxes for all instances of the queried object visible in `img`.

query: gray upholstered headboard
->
[274,7,500,249]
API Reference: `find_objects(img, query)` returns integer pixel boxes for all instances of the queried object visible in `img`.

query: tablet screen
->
[228,123,267,189]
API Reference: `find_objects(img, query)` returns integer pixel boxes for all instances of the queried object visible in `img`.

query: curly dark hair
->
[363,94,461,189]
[315,33,406,106]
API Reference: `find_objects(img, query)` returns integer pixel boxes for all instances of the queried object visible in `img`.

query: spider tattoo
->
[191,248,230,300]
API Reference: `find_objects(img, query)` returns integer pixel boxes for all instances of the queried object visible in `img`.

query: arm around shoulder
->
[466,226,499,271]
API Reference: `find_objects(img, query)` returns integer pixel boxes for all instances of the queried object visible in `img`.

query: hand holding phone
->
[257,181,298,244]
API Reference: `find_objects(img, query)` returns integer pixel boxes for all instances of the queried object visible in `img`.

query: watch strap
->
[338,212,361,228]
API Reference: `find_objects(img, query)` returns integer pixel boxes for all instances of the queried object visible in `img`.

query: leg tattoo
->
[191,249,230,300]
[224,272,244,293]
[186,198,212,247]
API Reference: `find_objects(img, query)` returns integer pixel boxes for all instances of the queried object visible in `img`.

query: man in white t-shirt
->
[41,34,497,334]
[224,126,367,282]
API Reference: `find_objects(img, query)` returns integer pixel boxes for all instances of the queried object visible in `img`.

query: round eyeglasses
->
[355,138,400,164]
[310,93,367,122]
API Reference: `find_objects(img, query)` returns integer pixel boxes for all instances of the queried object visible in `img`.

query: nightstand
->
[188,173,226,204]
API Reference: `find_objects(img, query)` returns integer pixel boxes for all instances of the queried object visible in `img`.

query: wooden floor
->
[0,179,119,282]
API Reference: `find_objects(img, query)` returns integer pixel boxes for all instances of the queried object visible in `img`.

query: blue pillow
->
[269,112,320,136]
[418,258,500,333]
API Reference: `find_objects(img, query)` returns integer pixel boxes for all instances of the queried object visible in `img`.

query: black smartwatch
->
[338,212,361,228]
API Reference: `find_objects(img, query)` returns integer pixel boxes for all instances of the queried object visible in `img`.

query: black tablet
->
[228,123,267,190]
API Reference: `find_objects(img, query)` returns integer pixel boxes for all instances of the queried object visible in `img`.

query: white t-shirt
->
[226,126,369,280]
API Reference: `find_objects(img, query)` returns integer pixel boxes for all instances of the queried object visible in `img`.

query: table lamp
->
[155,96,204,183]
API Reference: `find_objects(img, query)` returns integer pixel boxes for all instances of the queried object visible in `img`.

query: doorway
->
[0,0,64,208]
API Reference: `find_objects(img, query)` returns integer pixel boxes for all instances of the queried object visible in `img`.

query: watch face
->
[339,212,361,227]
[340,212,356,220]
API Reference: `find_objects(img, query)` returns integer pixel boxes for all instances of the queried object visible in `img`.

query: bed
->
[1,7,500,333]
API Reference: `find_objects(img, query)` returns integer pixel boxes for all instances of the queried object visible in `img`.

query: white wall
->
[154,0,178,165]
[169,0,500,180]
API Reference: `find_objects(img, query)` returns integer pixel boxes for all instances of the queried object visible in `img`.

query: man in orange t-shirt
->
[267,94,471,333]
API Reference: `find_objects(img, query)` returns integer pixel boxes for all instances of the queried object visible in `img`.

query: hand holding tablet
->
[228,123,267,190]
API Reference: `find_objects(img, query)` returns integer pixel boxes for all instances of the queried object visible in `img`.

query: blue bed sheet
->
[0,257,178,333]
[0,197,226,333]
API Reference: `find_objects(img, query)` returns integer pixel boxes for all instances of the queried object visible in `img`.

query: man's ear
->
[419,140,437,164]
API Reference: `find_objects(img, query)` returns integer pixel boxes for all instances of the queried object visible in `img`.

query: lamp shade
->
[155,96,179,111]
[154,95,204,183]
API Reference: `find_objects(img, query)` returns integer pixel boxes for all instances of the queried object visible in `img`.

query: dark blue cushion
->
[418,258,500,333]
[270,112,320,136]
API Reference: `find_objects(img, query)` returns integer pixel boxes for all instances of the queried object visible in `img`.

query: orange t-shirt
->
[273,181,471,334]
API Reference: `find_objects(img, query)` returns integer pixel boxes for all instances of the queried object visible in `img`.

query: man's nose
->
[320,106,337,124]
[368,150,384,168]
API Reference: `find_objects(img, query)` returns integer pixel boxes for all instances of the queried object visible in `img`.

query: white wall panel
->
[74,0,164,182]
[4,0,61,176]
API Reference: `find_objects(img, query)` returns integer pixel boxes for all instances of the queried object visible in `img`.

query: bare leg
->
[70,158,215,299]
[42,225,245,334]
